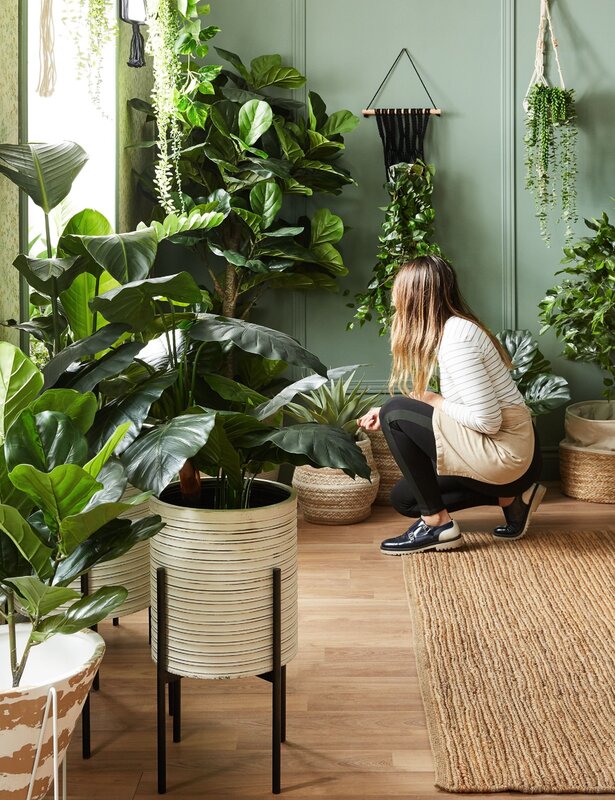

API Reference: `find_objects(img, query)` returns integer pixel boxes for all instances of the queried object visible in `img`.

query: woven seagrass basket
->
[559,441,615,504]
[292,435,380,525]
[366,429,402,505]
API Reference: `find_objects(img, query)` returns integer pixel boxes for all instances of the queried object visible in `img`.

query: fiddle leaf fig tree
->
[539,212,615,397]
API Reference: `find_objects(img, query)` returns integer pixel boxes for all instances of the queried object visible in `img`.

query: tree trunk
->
[179,460,202,505]
[222,262,238,378]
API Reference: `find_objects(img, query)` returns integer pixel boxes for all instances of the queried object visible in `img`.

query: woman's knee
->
[379,395,426,427]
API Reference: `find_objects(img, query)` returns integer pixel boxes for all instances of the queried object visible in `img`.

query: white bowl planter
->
[65,486,151,619]
[560,400,615,503]
[149,479,298,680]
[0,626,104,800]
[292,434,379,525]
[366,429,402,505]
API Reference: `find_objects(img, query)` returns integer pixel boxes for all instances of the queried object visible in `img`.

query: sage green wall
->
[208,0,615,474]
[0,1,22,345]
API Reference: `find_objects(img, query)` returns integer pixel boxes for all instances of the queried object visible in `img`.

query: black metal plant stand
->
[156,565,287,795]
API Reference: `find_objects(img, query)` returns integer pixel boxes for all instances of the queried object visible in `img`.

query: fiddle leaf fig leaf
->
[30,389,98,433]
[7,577,79,618]
[250,180,282,229]
[4,410,88,473]
[0,342,44,443]
[32,587,128,641]
[0,505,53,579]
[238,100,273,146]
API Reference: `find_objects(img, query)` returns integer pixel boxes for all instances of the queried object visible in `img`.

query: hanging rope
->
[524,0,565,108]
[127,21,146,68]
[375,109,431,179]
[365,48,438,111]
[36,0,57,97]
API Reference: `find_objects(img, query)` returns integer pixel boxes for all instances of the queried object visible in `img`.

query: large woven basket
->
[292,435,379,525]
[560,401,615,504]
[366,429,402,505]
[149,479,298,680]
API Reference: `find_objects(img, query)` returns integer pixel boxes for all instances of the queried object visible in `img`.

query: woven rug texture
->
[403,529,615,793]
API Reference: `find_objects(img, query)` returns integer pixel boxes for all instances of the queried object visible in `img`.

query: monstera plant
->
[495,329,570,415]
[133,35,360,319]
[0,341,164,687]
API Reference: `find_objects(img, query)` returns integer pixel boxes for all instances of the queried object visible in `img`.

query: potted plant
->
[540,211,615,502]
[287,371,380,525]
[0,341,163,799]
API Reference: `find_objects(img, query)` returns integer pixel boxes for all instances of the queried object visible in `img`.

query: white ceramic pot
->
[292,434,380,525]
[65,486,151,619]
[366,429,403,505]
[0,626,104,800]
[149,479,298,680]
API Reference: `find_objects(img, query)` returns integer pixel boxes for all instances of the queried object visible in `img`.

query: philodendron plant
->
[0,341,164,688]
[495,329,571,415]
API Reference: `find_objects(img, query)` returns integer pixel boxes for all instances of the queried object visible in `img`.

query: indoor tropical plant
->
[288,371,380,524]
[539,212,615,502]
[350,160,441,334]
[133,30,359,319]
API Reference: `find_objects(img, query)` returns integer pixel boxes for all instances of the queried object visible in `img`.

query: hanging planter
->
[524,0,577,246]
[120,0,147,67]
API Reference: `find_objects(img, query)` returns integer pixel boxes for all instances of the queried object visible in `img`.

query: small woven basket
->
[366,429,402,505]
[559,441,615,504]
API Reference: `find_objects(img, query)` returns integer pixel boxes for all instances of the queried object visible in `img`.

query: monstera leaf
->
[496,330,540,382]
[189,315,327,376]
[0,142,88,213]
[523,374,571,416]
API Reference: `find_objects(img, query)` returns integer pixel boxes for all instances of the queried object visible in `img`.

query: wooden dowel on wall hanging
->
[361,108,442,117]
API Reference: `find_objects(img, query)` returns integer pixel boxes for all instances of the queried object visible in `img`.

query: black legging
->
[379,397,542,517]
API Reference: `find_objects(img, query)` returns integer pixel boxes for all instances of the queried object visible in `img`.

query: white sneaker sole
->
[380,535,463,556]
[495,483,546,541]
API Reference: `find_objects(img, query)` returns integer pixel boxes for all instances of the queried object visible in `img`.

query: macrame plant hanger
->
[363,48,441,179]
[36,0,57,97]
[524,0,566,110]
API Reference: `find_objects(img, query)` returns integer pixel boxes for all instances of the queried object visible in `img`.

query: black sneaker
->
[493,483,546,540]
[380,518,462,556]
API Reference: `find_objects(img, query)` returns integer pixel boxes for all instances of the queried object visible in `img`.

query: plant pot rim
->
[153,477,296,514]
[0,625,104,695]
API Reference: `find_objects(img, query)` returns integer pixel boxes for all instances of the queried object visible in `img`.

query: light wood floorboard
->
[61,486,615,799]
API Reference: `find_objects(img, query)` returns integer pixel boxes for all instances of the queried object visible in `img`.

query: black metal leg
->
[113,617,119,626]
[148,605,152,645]
[272,567,282,795]
[172,678,182,743]
[168,680,174,717]
[281,665,287,744]
[157,568,167,794]
[82,691,91,759]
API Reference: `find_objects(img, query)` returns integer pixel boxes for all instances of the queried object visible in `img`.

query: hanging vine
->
[523,0,578,246]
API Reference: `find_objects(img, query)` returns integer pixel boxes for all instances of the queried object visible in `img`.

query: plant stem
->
[91,273,101,336]
[7,590,18,685]
[13,631,36,688]
[189,342,207,407]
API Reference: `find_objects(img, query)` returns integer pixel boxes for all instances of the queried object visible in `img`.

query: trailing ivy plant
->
[133,43,359,320]
[539,212,615,398]
[525,85,577,246]
[349,161,441,334]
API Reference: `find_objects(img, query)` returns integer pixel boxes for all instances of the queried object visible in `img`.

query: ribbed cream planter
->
[366,429,403,505]
[149,479,298,680]
[65,486,151,618]
[0,626,104,800]
[292,435,380,525]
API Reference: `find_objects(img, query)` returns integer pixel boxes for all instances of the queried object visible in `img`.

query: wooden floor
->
[64,486,614,800]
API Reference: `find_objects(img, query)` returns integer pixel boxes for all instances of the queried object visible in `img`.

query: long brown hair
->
[389,255,511,397]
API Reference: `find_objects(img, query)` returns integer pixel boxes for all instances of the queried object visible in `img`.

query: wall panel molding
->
[501,0,517,330]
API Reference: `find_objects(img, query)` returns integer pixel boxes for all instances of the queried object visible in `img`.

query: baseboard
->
[541,445,560,482]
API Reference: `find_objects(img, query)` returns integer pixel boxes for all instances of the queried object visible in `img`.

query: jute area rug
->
[403,529,615,794]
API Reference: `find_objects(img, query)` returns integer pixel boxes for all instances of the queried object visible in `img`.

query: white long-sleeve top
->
[438,316,525,436]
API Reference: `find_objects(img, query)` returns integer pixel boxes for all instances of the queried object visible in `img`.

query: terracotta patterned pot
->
[0,626,104,800]
[292,435,380,525]
[149,479,298,680]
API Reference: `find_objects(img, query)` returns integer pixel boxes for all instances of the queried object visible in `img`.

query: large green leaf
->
[0,504,52,579]
[83,423,131,478]
[7,576,79,618]
[248,423,371,479]
[0,342,44,443]
[88,371,179,454]
[4,410,88,473]
[214,47,251,81]
[58,342,145,393]
[9,464,102,536]
[189,315,327,376]
[252,373,331,420]
[310,208,344,246]
[250,180,282,229]
[60,270,120,340]
[90,273,202,330]
[59,494,151,555]
[58,208,113,245]
[251,66,306,90]
[320,110,360,137]
[42,323,129,389]
[122,412,217,496]
[13,255,87,294]
[54,514,163,585]
[30,389,98,433]
[32,586,128,642]
[0,534,30,580]
[523,373,571,416]
[0,142,87,214]
[201,374,268,409]
[64,228,158,284]
[82,459,127,507]
[192,418,243,492]
[0,450,31,518]
[144,206,228,242]
[238,100,273,146]
[496,330,539,383]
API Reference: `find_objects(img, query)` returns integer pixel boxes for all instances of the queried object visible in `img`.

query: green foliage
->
[539,212,615,397]
[495,330,570,415]
[350,161,441,334]
[524,85,577,246]
[286,370,377,438]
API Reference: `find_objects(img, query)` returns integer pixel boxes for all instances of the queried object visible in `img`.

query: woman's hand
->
[412,391,444,409]
[357,407,381,431]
